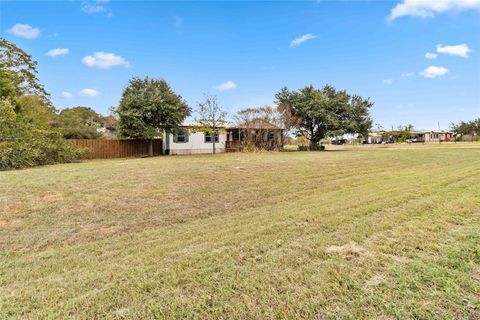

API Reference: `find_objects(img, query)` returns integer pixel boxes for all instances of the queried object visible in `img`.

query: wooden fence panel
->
[69,139,163,159]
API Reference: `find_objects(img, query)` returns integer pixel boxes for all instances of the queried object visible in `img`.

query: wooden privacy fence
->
[69,139,163,159]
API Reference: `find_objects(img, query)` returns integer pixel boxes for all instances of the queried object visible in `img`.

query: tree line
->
[0,37,378,167]
[0,39,87,169]
[4,38,476,169]
[113,79,375,154]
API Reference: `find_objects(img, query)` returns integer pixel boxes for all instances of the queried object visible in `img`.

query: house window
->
[174,129,188,143]
[268,132,275,141]
[232,131,240,141]
[205,132,219,143]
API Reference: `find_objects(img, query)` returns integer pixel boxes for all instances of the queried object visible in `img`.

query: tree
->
[55,107,104,139]
[16,95,56,129]
[0,40,85,169]
[235,106,284,150]
[0,38,50,104]
[451,118,480,142]
[0,98,85,169]
[195,95,227,154]
[347,95,374,143]
[115,77,191,156]
[276,84,373,150]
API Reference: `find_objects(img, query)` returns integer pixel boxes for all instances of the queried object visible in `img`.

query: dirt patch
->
[42,192,64,203]
[389,254,412,264]
[0,218,22,229]
[100,225,123,235]
[471,267,480,282]
[365,274,386,287]
[326,241,371,258]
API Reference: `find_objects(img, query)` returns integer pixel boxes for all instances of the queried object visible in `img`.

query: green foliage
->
[115,77,191,139]
[0,40,86,169]
[0,38,50,105]
[0,99,87,169]
[276,84,373,150]
[16,95,57,128]
[386,124,415,143]
[55,106,104,139]
[451,118,480,138]
[0,68,18,101]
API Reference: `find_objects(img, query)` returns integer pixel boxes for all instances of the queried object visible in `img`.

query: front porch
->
[225,128,283,152]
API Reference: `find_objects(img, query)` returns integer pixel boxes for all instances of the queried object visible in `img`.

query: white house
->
[163,127,226,155]
[162,123,284,155]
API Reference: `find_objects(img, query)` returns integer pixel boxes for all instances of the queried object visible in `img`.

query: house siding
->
[164,130,227,155]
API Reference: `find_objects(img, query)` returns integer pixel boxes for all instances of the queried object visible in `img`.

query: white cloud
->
[61,91,73,98]
[7,23,40,39]
[436,44,471,58]
[388,0,480,20]
[425,52,437,59]
[82,52,130,69]
[174,16,183,29]
[79,88,100,97]
[46,48,69,57]
[215,81,237,91]
[383,79,393,85]
[81,0,112,17]
[420,65,449,78]
[290,33,317,48]
[401,72,415,77]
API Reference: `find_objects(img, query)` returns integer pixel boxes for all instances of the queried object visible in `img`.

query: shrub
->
[0,99,88,169]
[297,144,325,151]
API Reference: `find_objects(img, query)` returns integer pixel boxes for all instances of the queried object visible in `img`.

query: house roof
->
[181,120,283,130]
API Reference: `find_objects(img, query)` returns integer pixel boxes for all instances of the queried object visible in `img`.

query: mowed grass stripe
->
[0,144,479,319]
[2,146,476,254]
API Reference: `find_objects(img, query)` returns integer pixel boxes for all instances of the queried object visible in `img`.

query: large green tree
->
[0,39,84,169]
[115,77,191,156]
[0,38,50,105]
[276,85,373,150]
[16,95,56,129]
[55,107,104,139]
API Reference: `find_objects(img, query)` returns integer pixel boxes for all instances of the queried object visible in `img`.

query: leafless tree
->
[235,106,286,151]
[195,95,228,154]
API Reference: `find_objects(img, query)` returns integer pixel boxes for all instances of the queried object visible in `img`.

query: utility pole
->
[438,122,441,144]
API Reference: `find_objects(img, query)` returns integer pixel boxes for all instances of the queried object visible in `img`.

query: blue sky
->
[1,0,479,130]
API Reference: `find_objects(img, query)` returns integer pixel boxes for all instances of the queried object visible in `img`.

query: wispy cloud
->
[81,0,113,17]
[420,65,448,78]
[82,52,130,69]
[79,88,100,97]
[290,33,317,48]
[174,16,183,30]
[383,79,393,85]
[425,52,437,59]
[61,91,73,99]
[436,44,471,58]
[46,48,69,57]
[215,81,237,91]
[401,72,415,77]
[388,0,480,21]
[7,23,40,39]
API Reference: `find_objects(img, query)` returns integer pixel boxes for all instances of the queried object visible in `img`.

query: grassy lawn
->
[1,144,479,319]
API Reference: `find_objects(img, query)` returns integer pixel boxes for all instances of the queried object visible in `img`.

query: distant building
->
[412,131,454,143]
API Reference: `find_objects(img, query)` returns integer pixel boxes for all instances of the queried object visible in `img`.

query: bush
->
[0,99,88,169]
[297,144,325,151]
